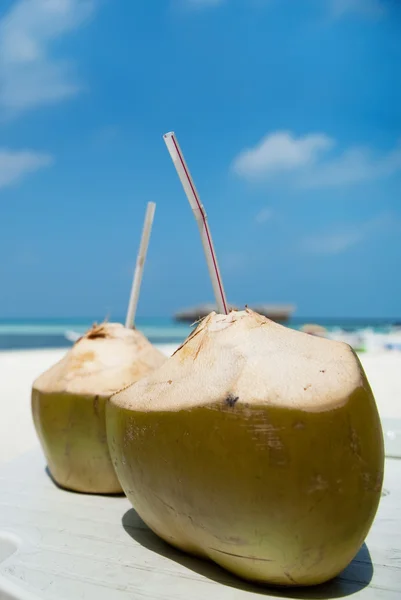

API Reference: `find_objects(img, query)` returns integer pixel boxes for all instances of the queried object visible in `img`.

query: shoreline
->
[1,344,400,465]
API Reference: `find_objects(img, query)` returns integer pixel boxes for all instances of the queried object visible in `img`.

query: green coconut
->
[107,309,384,586]
[32,322,166,494]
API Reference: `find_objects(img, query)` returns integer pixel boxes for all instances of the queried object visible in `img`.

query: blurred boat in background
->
[174,303,295,324]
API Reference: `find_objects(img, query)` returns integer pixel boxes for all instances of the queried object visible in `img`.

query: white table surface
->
[0,421,400,600]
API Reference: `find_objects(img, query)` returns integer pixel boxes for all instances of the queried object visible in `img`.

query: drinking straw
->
[125,202,156,328]
[163,132,228,315]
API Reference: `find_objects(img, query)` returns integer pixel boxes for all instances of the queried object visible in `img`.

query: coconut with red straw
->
[107,133,384,585]
[32,202,165,494]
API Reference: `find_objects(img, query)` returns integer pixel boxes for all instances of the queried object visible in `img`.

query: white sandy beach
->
[0,345,400,464]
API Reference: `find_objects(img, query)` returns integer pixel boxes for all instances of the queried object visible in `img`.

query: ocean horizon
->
[0,316,400,351]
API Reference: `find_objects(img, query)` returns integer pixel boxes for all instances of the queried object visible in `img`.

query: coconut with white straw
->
[32,203,165,494]
[107,133,384,585]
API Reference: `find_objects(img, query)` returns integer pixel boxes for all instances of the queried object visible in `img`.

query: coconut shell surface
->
[107,310,384,585]
[32,322,166,494]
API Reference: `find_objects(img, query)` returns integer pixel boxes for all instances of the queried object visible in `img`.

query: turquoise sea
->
[0,317,398,350]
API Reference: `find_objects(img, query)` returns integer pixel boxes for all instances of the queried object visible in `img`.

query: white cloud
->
[182,0,225,7]
[91,125,120,147]
[13,248,41,267]
[300,144,401,188]
[220,251,246,273]
[233,130,401,188]
[302,228,364,255]
[330,0,386,18]
[233,131,333,179]
[255,207,273,224]
[0,149,53,189]
[0,0,95,116]
[302,213,396,255]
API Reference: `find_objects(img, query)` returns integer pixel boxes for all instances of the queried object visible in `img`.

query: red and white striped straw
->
[163,131,228,315]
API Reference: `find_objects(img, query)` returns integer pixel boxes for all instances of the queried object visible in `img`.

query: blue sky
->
[0,0,400,319]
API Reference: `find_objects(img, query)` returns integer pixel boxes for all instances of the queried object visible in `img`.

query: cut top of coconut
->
[111,309,368,413]
[33,322,166,397]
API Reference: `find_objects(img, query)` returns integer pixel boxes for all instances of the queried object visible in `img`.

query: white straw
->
[163,132,228,315]
[125,202,156,328]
